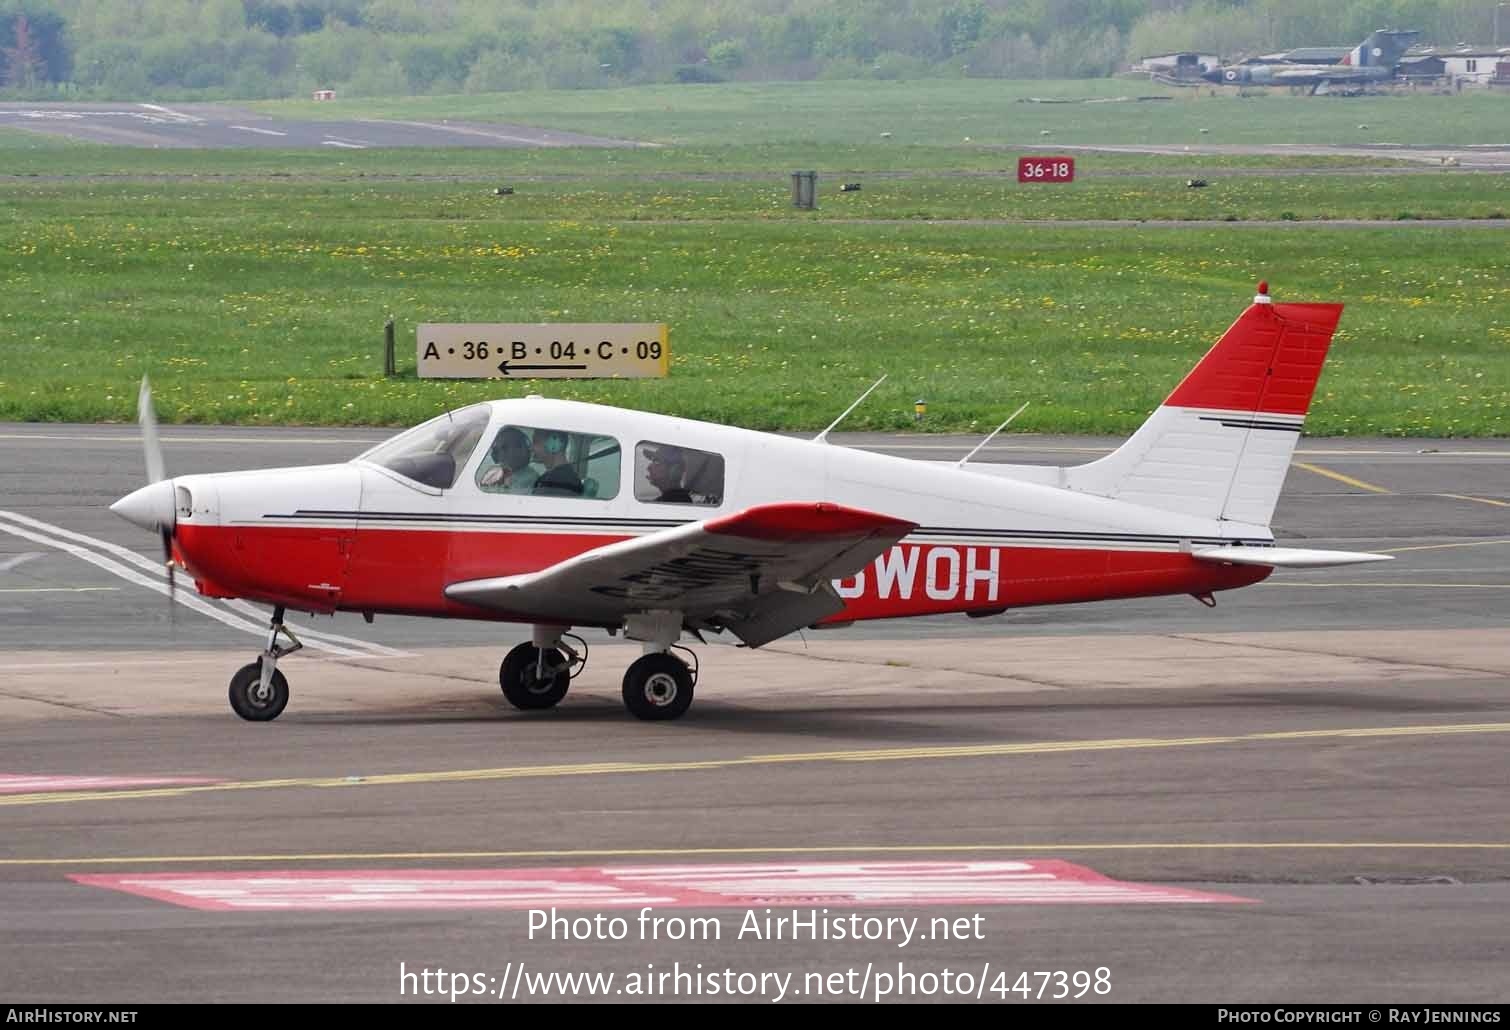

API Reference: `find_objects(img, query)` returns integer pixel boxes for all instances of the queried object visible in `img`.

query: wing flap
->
[444,502,917,642]
[724,584,849,649]
[1192,546,1394,569]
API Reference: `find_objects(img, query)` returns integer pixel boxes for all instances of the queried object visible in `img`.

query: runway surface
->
[0,101,647,150]
[1033,142,1510,170]
[3,102,1508,173]
[0,424,1506,1004]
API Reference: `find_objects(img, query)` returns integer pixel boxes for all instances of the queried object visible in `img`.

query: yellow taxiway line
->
[1292,462,1392,494]
[2,722,1507,810]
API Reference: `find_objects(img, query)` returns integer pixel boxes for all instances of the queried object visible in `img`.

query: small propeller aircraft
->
[111,283,1390,723]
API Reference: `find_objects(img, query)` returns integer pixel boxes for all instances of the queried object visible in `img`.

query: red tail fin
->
[1163,294,1343,417]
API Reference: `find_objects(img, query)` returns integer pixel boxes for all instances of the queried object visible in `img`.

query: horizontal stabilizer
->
[1192,546,1394,569]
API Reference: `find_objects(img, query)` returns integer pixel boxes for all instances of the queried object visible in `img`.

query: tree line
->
[1,0,1500,99]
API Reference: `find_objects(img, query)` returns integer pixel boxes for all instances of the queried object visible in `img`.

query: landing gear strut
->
[619,611,697,722]
[497,614,701,721]
[499,629,586,711]
[228,604,300,722]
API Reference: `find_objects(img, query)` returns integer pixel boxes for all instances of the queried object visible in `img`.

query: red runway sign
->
[1017,157,1075,183]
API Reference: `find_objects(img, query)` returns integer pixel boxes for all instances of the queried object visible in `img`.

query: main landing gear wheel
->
[228,660,289,722]
[621,653,694,722]
[500,642,571,711]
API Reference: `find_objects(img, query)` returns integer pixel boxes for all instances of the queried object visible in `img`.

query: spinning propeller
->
[109,376,179,618]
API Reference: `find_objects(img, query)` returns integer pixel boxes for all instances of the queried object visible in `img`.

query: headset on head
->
[490,428,528,462]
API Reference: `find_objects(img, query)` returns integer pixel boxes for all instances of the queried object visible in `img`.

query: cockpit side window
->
[475,425,621,501]
[357,404,490,490]
[634,441,724,506]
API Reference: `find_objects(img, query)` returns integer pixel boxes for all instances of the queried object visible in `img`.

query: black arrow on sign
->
[497,360,590,376]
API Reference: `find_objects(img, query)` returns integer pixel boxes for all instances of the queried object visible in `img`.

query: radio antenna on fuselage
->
[957,401,1029,468]
[813,374,887,444]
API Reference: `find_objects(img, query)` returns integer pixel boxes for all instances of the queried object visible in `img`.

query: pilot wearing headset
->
[478,427,538,492]
[530,429,583,497]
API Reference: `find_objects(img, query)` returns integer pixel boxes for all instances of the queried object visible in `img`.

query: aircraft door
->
[344,404,492,611]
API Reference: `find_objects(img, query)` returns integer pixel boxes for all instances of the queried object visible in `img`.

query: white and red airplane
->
[111,283,1390,723]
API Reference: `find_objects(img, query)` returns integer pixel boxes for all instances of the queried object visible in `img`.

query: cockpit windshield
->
[356,404,491,490]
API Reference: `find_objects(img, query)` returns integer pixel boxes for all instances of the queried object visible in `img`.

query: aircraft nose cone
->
[110,480,176,532]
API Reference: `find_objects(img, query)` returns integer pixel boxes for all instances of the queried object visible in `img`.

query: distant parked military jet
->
[1204,29,1421,94]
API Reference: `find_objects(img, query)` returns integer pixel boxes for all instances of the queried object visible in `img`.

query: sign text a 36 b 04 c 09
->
[418,323,669,379]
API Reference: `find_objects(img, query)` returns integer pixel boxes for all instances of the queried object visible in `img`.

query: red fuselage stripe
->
[175,524,1269,624]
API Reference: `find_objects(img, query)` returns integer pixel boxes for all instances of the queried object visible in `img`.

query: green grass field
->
[1,81,1506,436]
[5,174,1506,223]
[2,206,1505,435]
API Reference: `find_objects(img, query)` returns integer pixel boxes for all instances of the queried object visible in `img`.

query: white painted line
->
[321,140,367,149]
[0,509,202,577]
[0,511,409,658]
[0,775,220,795]
[135,103,200,123]
[223,599,411,657]
[0,654,411,671]
[229,125,288,137]
[0,433,377,445]
[0,516,362,655]
[0,552,43,572]
[0,587,120,594]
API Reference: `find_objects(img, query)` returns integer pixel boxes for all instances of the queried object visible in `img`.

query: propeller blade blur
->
[139,375,165,485]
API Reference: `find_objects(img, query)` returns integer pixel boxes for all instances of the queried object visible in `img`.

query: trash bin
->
[791,170,817,210]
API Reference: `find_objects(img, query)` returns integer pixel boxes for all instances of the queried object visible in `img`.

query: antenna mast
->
[813,374,887,444]
[956,402,1029,468]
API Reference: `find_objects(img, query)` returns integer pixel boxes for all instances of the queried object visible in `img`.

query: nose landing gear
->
[228,605,300,721]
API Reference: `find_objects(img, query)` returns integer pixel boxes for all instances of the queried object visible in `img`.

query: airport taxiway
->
[0,426,1506,1003]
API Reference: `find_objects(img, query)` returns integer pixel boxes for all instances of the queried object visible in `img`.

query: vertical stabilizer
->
[1058,284,1343,527]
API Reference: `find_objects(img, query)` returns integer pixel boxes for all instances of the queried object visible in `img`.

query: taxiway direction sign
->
[418,323,668,379]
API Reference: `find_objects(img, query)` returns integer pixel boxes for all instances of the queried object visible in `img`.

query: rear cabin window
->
[634,441,724,506]
[475,425,620,500]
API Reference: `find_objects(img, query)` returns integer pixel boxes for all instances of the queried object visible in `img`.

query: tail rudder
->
[1347,28,1420,68]
[1061,283,1343,526]
[1342,31,1377,67]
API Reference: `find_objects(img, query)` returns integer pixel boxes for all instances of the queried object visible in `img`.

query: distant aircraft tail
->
[1053,283,1343,528]
[1342,28,1420,68]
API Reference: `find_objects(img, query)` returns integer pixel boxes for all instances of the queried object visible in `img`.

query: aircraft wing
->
[1192,546,1394,569]
[444,502,917,647]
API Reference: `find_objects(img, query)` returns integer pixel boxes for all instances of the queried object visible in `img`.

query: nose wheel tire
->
[228,660,290,722]
[500,643,571,711]
[621,653,694,721]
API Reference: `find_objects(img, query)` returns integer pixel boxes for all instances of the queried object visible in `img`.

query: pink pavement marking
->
[70,860,1257,911]
[0,774,220,794]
